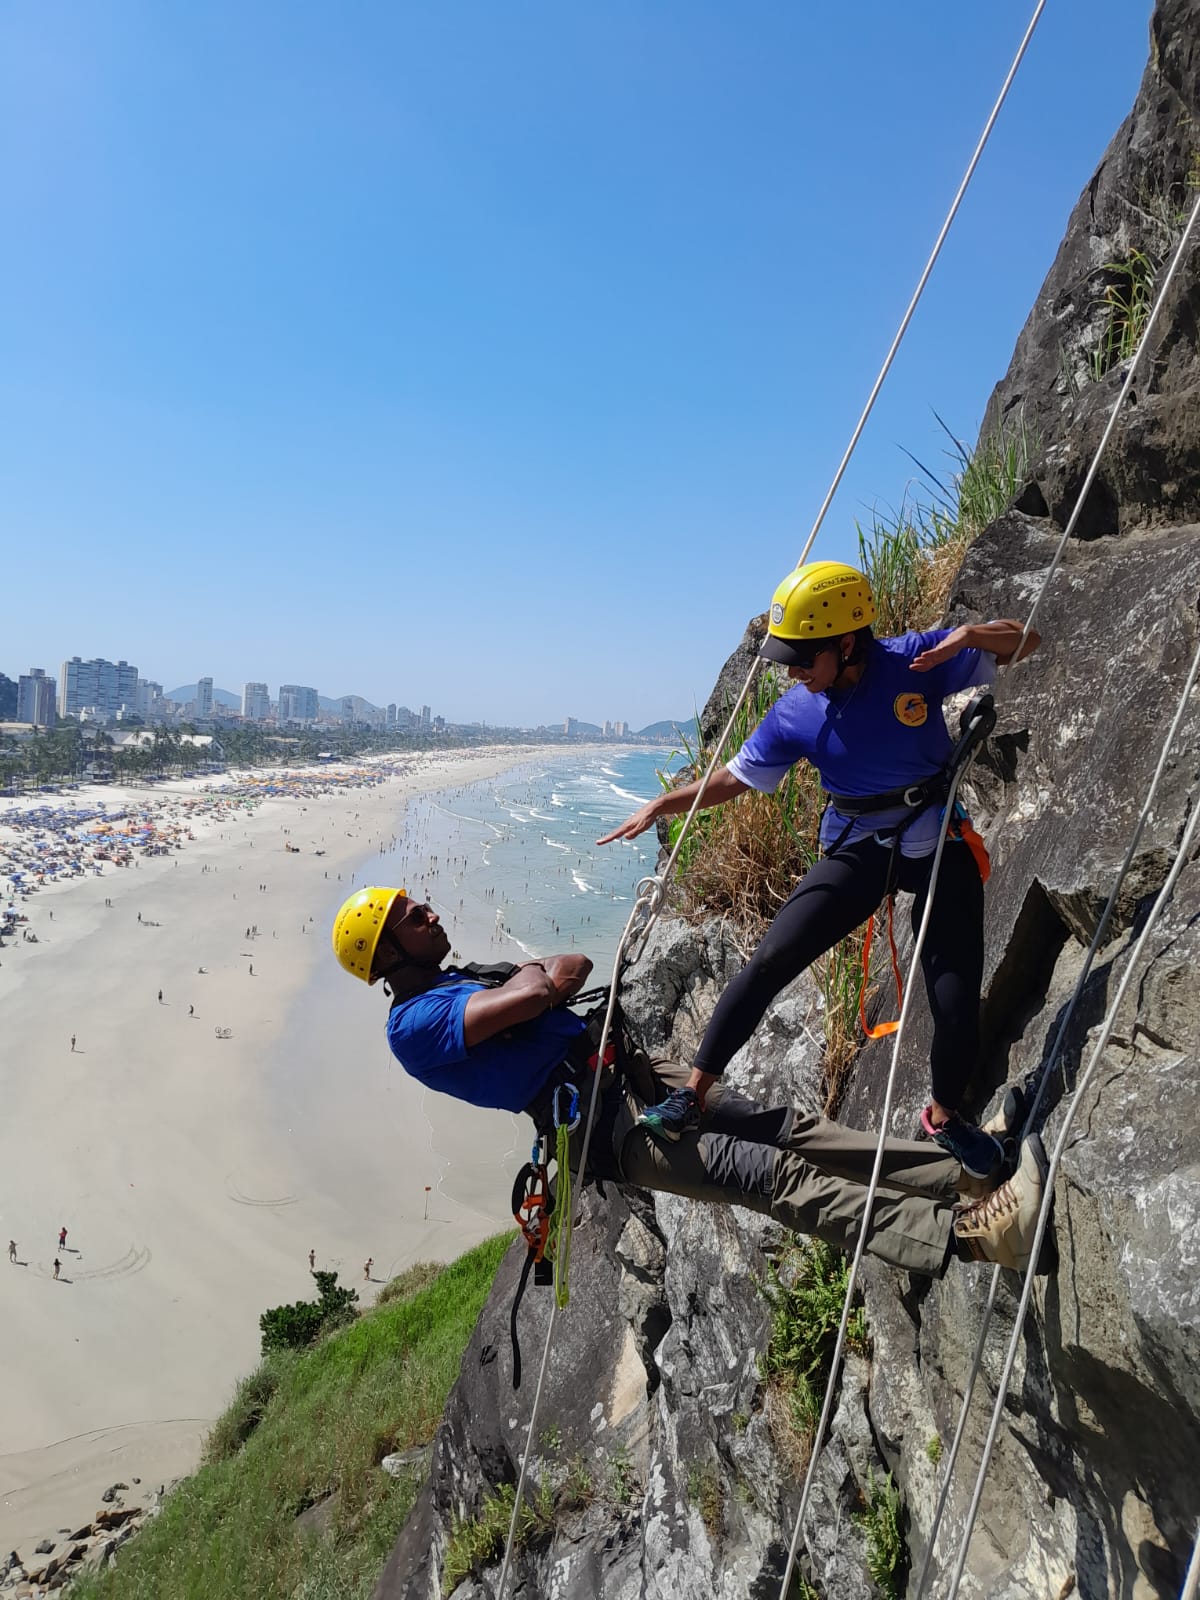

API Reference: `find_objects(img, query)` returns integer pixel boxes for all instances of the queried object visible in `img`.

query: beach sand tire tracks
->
[70,1245,153,1283]
[224,1178,298,1209]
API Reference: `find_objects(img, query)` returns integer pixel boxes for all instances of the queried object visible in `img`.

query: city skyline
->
[1,654,649,735]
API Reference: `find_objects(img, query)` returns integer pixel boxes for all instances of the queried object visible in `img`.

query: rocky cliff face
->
[374,5,1200,1597]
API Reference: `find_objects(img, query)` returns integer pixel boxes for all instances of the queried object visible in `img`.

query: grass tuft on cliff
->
[662,418,1031,1108]
[68,1233,511,1600]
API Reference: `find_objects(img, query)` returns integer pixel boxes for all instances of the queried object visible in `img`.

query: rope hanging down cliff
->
[780,156,1200,1600]
[913,182,1200,1600]
[494,9,1048,1592]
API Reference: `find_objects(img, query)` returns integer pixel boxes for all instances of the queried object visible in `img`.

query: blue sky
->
[1,2,1151,728]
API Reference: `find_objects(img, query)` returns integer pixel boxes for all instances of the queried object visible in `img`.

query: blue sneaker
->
[638,1086,701,1142]
[921,1106,1002,1183]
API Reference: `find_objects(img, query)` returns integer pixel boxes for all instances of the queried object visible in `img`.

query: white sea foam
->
[550,793,566,806]
[607,783,649,804]
[571,871,591,894]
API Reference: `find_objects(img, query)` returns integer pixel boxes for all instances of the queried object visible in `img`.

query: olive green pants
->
[598,1056,960,1277]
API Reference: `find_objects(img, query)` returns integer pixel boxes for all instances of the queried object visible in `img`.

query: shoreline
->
[0,746,581,1561]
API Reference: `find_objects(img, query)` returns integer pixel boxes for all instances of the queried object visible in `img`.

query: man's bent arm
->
[463,955,593,1047]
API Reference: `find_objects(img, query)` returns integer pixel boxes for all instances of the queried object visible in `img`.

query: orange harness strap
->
[950,808,992,884]
[858,895,903,1040]
[857,812,993,1041]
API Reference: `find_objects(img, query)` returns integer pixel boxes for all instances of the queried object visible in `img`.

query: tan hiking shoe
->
[954,1134,1050,1271]
[981,1084,1026,1145]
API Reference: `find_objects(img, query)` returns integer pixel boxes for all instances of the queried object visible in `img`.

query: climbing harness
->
[853,693,996,1038]
[496,3,1049,1582]
[916,183,1200,1600]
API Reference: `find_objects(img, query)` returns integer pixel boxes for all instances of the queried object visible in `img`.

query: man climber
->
[331,887,1049,1277]
[600,561,1040,1180]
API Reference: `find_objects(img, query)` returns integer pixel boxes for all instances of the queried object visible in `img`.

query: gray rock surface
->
[373,4,1200,1596]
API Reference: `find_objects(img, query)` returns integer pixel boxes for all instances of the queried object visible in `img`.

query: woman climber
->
[598,560,1040,1179]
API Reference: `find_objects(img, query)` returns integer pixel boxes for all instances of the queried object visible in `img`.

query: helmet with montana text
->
[332,886,407,984]
[760,561,876,665]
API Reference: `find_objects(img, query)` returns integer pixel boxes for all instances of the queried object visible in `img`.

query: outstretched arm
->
[596,765,749,845]
[462,955,593,1048]
[910,620,1040,672]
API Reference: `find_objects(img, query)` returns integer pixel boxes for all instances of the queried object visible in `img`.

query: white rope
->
[1013,185,1200,667]
[495,11,1056,1588]
[946,778,1200,1598]
[776,752,978,1599]
[912,183,1200,1595]
[913,633,1200,1597]
[495,873,659,1596]
[1181,1526,1200,1600]
[796,0,1046,568]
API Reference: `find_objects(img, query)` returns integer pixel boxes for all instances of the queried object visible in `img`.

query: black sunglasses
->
[789,640,838,669]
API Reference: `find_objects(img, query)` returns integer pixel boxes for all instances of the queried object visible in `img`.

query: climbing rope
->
[914,635,1200,1597]
[1181,1527,1200,1600]
[913,181,1200,1597]
[495,9,1052,1590]
[946,763,1200,1599]
[1013,184,1200,666]
[495,873,660,1596]
[775,738,986,1600]
[796,0,1045,569]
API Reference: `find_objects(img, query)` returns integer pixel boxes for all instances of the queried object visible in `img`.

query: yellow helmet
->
[332,886,407,984]
[760,561,876,665]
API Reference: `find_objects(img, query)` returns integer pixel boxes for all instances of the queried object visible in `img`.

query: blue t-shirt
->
[386,976,587,1112]
[727,630,994,857]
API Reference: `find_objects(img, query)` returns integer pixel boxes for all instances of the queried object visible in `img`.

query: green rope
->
[548,1122,573,1308]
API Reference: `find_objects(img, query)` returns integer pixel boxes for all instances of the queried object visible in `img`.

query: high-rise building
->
[134,679,165,720]
[17,668,57,726]
[242,682,270,721]
[420,705,432,731]
[278,684,319,723]
[60,657,139,720]
[386,703,397,727]
[196,677,214,717]
[0,673,17,719]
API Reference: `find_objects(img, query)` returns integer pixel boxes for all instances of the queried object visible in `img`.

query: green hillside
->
[68,1235,511,1600]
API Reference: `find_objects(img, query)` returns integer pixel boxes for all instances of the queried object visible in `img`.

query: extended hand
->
[597,801,659,846]
[909,628,966,673]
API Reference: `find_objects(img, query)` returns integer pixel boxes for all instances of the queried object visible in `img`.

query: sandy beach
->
[0,749,566,1562]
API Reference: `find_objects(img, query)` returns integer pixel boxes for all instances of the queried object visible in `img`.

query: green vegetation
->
[660,417,1031,1108]
[68,1233,510,1600]
[926,1434,943,1466]
[686,1462,724,1541]
[757,1241,868,1470]
[259,1270,359,1355]
[442,1478,556,1596]
[606,1442,640,1507]
[853,1469,905,1599]
[1090,248,1156,381]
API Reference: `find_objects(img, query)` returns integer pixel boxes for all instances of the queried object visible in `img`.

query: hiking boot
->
[954,1134,1051,1272]
[921,1106,1003,1183]
[979,1081,1030,1158]
[637,1086,701,1142]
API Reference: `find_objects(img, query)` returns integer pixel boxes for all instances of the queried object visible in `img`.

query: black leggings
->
[693,835,984,1112]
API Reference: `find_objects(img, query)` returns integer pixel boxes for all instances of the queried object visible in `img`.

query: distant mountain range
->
[637,717,697,743]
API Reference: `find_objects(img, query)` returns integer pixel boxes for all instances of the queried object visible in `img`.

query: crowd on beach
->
[0,760,424,961]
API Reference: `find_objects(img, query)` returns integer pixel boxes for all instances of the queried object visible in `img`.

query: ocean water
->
[380,748,678,974]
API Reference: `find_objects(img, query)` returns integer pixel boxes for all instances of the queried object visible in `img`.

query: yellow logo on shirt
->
[894,693,928,727]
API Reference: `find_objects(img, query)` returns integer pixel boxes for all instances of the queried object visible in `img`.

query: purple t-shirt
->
[727,630,994,857]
